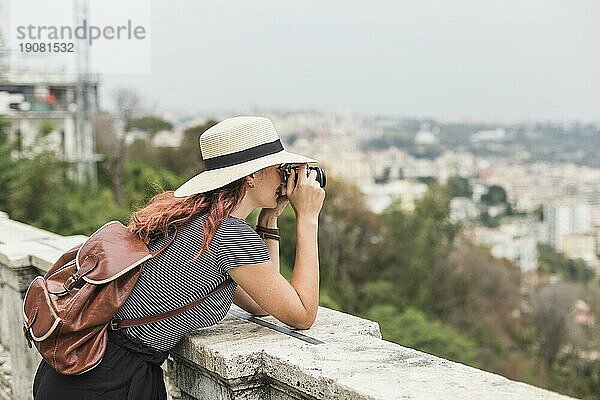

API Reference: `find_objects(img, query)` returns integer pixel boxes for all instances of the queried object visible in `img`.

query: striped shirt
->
[114,213,270,351]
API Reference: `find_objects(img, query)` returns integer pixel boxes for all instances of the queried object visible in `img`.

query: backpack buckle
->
[109,317,122,331]
[22,323,33,349]
[63,273,79,292]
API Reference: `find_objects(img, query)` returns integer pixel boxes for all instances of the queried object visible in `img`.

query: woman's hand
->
[287,164,325,223]
[258,194,289,223]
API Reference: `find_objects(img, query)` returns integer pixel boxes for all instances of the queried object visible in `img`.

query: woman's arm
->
[289,216,319,327]
[257,213,280,273]
[232,213,278,316]
[233,285,269,316]
[228,165,325,329]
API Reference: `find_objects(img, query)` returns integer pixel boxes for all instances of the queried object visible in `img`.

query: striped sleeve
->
[215,219,271,275]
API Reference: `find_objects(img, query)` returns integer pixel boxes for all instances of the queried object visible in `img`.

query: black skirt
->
[33,330,170,400]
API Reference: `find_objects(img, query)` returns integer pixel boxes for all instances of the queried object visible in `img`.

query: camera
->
[281,165,327,188]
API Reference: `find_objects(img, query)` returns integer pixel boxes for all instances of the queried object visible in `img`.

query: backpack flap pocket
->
[23,277,61,342]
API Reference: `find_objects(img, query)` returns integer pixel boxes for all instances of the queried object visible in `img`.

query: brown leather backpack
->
[22,220,232,375]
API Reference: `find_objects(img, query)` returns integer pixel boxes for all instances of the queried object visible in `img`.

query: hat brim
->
[173,150,318,197]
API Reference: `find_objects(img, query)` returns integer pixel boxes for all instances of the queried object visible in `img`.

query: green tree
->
[416,176,437,186]
[533,205,544,221]
[374,167,391,184]
[127,115,173,135]
[439,245,520,372]
[446,176,473,198]
[550,354,600,400]
[564,258,595,283]
[4,150,71,226]
[122,160,186,210]
[127,120,218,177]
[538,244,596,282]
[372,183,461,313]
[0,114,188,235]
[0,117,15,212]
[531,283,581,369]
[538,243,562,274]
[479,210,500,228]
[366,305,478,365]
[38,120,55,137]
[481,185,507,205]
[2,148,130,235]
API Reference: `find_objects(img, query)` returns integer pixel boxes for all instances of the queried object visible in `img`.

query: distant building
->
[450,197,479,223]
[470,128,506,143]
[268,110,364,141]
[369,147,411,181]
[562,233,598,266]
[471,181,487,203]
[152,129,182,148]
[467,218,539,273]
[125,128,182,148]
[0,78,97,154]
[414,123,439,146]
[544,200,592,251]
[436,151,476,183]
[361,180,428,214]
[312,152,374,188]
[0,57,99,184]
[403,158,438,179]
[592,205,600,229]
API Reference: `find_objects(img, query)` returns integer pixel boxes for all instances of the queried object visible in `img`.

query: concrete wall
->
[0,213,576,400]
[0,212,85,400]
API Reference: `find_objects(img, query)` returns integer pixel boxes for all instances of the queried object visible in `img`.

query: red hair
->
[128,177,248,257]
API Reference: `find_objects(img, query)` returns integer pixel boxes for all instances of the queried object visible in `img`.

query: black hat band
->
[203,139,284,170]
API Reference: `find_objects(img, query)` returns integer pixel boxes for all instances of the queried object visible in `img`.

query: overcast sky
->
[5,0,600,122]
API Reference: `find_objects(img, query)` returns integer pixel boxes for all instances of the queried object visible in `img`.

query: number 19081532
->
[19,42,74,53]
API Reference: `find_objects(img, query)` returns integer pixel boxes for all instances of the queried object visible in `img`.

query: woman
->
[33,116,325,399]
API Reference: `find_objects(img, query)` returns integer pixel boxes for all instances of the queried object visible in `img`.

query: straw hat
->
[173,116,318,197]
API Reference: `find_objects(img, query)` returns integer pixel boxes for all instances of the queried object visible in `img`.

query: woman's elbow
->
[252,311,269,317]
[293,313,316,330]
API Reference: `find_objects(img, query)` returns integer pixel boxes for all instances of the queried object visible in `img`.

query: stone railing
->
[0,213,576,400]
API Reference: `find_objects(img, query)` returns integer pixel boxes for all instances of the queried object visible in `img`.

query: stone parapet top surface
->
[172,305,575,400]
[0,215,85,270]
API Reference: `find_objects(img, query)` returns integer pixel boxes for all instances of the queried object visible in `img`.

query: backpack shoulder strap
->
[110,277,234,330]
[149,227,178,257]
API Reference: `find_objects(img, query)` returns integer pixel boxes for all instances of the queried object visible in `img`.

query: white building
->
[436,151,476,183]
[368,147,412,181]
[449,197,479,223]
[468,218,539,273]
[414,123,439,146]
[312,152,374,188]
[361,180,429,214]
[403,158,438,179]
[544,199,592,251]
[152,129,182,148]
[562,233,598,267]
